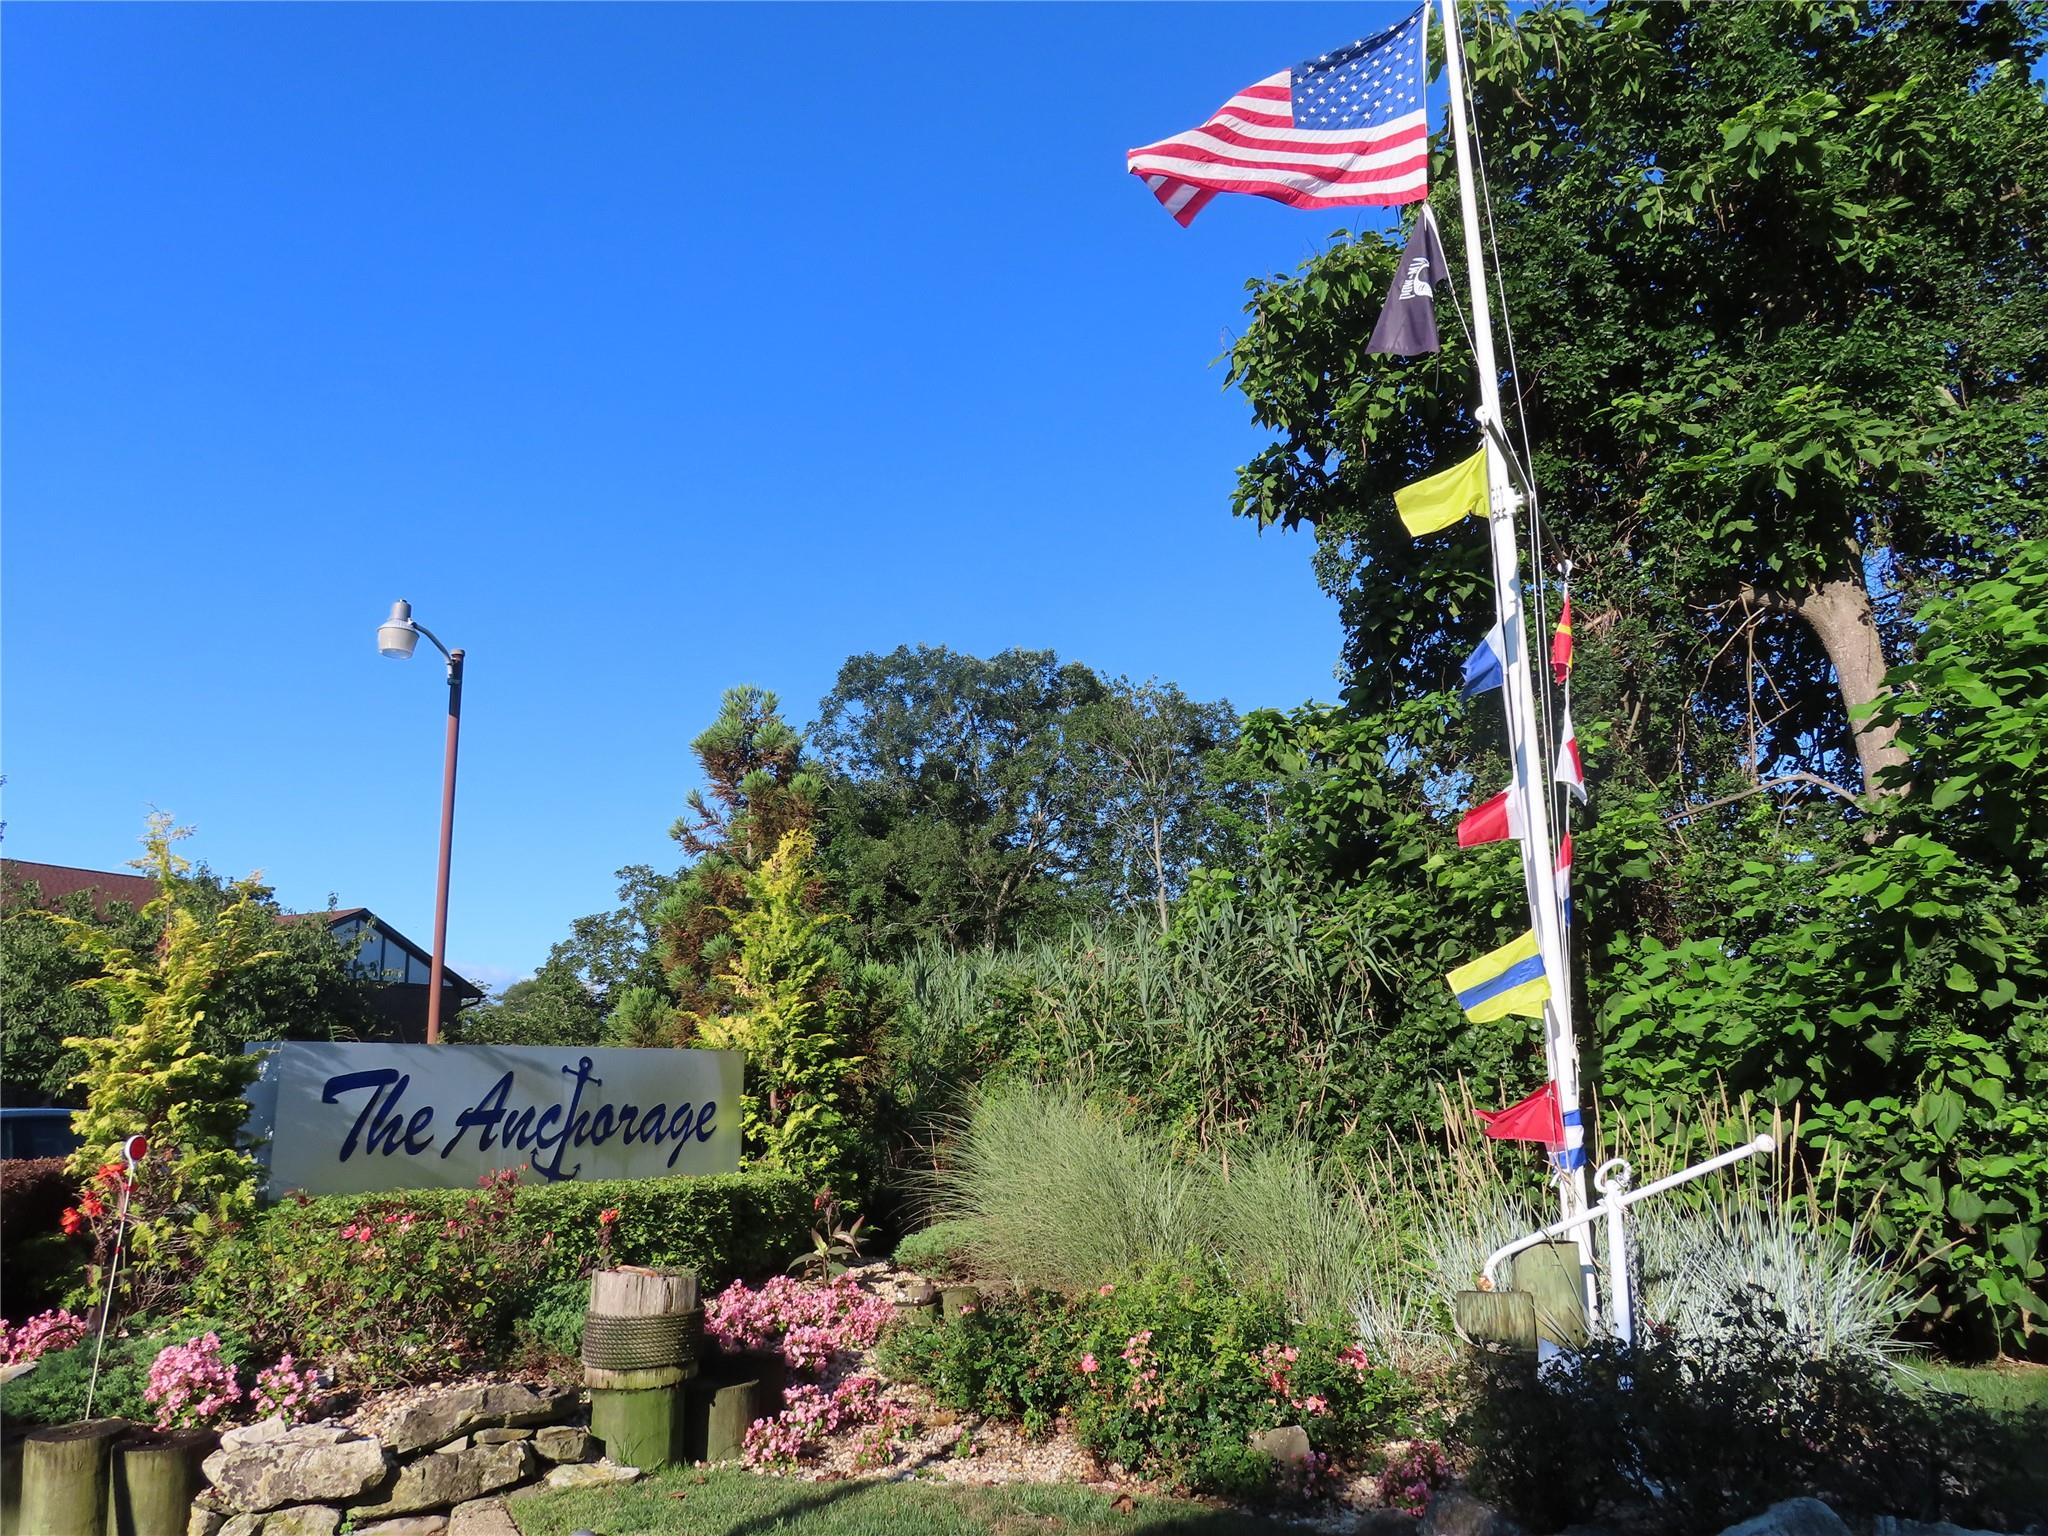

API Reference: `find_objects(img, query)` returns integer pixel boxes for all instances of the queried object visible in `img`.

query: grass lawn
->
[508,1466,1303,1536]
[1914,1359,2048,1415]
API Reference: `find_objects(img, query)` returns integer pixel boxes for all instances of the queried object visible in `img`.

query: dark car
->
[0,1107,81,1161]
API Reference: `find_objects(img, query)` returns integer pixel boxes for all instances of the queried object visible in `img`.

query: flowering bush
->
[706,1274,894,1375]
[880,1261,1417,1497]
[251,1354,324,1423]
[144,1332,242,1429]
[0,1309,89,1367]
[1377,1440,1453,1517]
[741,1373,904,1469]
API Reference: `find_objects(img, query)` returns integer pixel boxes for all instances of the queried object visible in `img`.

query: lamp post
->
[377,599,463,1045]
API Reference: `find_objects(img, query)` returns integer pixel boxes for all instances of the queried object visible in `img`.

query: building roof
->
[0,859,158,914]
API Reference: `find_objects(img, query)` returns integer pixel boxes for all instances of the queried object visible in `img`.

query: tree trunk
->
[1793,556,1907,796]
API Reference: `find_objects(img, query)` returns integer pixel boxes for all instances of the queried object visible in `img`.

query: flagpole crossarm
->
[1474,1138,1777,1302]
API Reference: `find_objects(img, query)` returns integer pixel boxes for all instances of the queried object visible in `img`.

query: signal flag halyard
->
[1128,7,1430,227]
[1460,617,1508,699]
[1445,929,1550,1023]
[1550,594,1574,686]
[1555,705,1587,804]
[1397,445,1489,538]
[1476,1081,1565,1145]
[1457,785,1523,848]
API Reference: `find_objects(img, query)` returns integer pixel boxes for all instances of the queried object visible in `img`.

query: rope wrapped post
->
[583,1267,701,1470]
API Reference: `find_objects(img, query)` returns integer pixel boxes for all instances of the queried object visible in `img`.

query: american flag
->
[1128,7,1429,227]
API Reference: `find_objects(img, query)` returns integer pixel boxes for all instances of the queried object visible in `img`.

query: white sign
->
[242,1043,743,1197]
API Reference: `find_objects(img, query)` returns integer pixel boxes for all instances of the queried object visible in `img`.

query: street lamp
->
[376,599,464,1045]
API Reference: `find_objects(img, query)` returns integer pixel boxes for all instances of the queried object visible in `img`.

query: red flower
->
[598,1208,620,1228]
[79,1193,106,1219]
[96,1162,128,1186]
[60,1207,86,1236]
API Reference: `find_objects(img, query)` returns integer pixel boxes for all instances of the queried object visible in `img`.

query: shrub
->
[879,1262,1416,1494]
[890,1219,984,1279]
[0,1317,253,1428]
[144,1331,242,1428]
[1,1157,79,1238]
[55,818,271,1307]
[1459,1296,2048,1534]
[0,1309,90,1367]
[191,1168,808,1386]
[516,1277,593,1362]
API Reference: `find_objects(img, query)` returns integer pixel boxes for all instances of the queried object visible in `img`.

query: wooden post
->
[1512,1240,1591,1349]
[940,1285,980,1324]
[582,1266,700,1470]
[589,1386,681,1471]
[1454,1290,1539,1355]
[106,1429,208,1536]
[20,1420,124,1536]
[703,1379,760,1464]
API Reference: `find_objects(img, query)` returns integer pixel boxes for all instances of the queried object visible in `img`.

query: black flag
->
[1366,203,1451,356]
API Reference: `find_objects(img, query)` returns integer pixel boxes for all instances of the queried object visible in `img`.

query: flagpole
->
[1434,0,1597,1321]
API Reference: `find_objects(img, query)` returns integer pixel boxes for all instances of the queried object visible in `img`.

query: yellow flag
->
[1394,445,1488,537]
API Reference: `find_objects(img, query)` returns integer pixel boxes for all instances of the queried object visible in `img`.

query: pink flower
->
[1080,1353,1100,1374]
[1098,1283,1115,1296]
[1303,1394,1329,1416]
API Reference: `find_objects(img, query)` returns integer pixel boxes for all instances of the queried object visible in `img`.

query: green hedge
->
[188,1169,809,1385]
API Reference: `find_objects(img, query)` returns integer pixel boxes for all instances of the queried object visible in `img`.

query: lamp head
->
[378,599,420,659]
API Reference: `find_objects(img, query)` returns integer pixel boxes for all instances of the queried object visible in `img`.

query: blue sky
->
[3,3,1417,990]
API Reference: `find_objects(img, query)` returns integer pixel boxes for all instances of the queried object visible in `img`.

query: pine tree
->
[655,687,821,1024]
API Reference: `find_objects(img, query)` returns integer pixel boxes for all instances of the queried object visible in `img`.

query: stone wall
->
[190,1383,641,1536]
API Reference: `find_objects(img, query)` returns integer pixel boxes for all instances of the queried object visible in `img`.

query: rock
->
[219,1519,263,1536]
[218,1418,292,1452]
[356,1520,450,1535]
[1250,1425,1311,1469]
[448,1498,523,1536]
[261,1510,342,1536]
[470,1428,532,1445]
[532,1426,596,1464]
[187,1507,226,1536]
[1873,1522,2003,1536]
[348,1443,535,1518]
[202,1428,392,1514]
[542,1460,642,1490]
[1355,1512,1422,1536]
[1716,1501,1852,1536]
[436,1436,471,1455]
[381,1385,577,1456]
[1422,1490,1529,1536]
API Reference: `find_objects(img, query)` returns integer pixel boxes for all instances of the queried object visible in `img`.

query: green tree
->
[3,866,375,1107]
[1227,0,2045,799]
[451,960,605,1048]
[53,818,271,1294]
[656,687,822,1022]
[813,646,1111,951]
[1070,678,1246,931]
[543,864,676,1009]
[696,830,868,1200]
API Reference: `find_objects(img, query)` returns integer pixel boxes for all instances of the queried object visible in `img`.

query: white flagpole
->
[1434,0,1597,1322]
